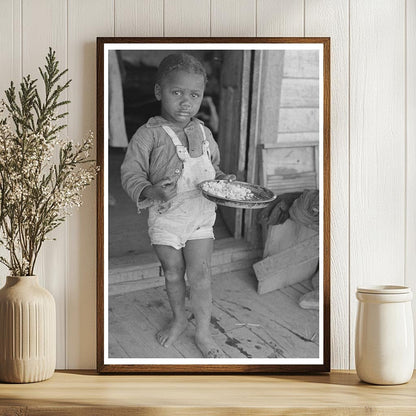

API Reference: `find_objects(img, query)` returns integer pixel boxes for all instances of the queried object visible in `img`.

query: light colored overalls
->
[147,124,217,250]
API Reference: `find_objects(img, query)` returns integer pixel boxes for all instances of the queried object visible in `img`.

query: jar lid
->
[357,285,411,294]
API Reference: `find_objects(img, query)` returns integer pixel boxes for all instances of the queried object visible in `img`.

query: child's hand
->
[221,174,236,182]
[143,178,177,202]
[154,178,177,201]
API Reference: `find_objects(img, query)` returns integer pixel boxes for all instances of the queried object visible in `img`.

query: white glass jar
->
[355,285,414,385]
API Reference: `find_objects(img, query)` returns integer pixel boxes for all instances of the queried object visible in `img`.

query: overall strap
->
[162,125,183,147]
[198,123,211,158]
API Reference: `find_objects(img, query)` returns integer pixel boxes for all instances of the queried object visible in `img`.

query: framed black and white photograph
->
[96,37,330,373]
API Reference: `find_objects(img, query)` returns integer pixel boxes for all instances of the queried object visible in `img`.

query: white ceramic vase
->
[0,276,56,383]
[355,285,414,385]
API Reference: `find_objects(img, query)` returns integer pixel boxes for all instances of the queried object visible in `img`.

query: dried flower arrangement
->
[0,48,97,276]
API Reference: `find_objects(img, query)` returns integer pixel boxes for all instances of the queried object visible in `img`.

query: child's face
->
[155,69,205,127]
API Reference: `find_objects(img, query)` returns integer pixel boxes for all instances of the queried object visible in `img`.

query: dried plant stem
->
[0,48,96,276]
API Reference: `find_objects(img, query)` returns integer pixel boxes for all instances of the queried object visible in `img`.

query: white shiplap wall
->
[0,0,414,370]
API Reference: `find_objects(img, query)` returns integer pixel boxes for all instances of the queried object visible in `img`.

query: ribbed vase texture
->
[0,276,56,383]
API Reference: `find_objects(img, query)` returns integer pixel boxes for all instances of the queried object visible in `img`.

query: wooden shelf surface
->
[0,370,415,415]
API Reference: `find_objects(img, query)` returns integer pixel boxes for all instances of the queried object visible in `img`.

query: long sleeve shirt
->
[120,116,225,209]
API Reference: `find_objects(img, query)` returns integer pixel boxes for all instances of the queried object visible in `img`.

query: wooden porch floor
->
[108,267,319,359]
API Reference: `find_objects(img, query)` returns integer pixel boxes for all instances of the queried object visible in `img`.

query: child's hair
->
[156,53,208,85]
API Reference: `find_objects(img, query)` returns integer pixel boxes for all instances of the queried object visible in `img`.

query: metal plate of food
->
[199,180,276,209]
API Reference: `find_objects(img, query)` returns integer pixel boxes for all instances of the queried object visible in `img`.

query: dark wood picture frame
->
[97,37,330,374]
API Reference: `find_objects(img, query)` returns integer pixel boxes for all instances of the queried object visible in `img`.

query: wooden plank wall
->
[407,0,416,373]
[349,0,406,368]
[304,0,350,371]
[0,0,413,370]
[279,50,319,144]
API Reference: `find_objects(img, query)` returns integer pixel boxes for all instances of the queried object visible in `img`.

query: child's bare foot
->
[156,318,188,347]
[195,332,226,358]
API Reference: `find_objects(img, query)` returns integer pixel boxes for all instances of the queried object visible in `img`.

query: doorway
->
[109,50,255,259]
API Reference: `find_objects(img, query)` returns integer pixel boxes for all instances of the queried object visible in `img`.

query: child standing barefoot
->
[121,53,235,358]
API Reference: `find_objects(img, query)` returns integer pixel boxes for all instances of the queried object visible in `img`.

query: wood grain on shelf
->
[0,371,415,415]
